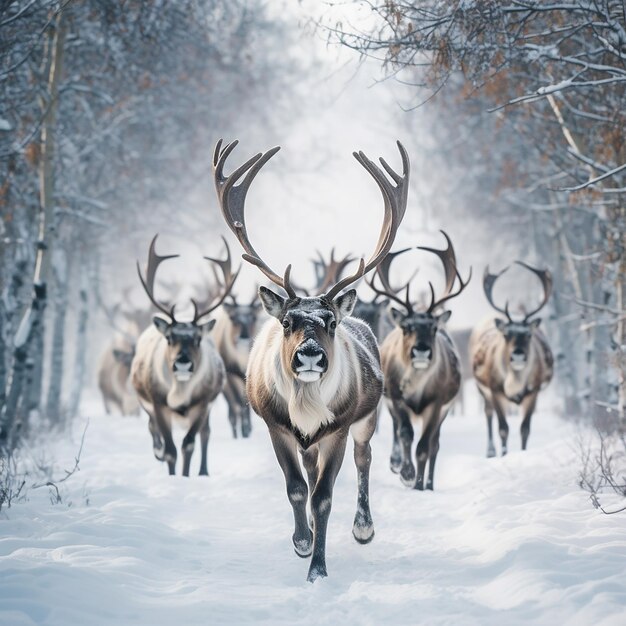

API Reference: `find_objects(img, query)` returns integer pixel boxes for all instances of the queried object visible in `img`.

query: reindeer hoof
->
[353,524,374,544]
[487,447,496,458]
[307,564,327,583]
[400,466,416,488]
[389,458,401,474]
[293,534,312,558]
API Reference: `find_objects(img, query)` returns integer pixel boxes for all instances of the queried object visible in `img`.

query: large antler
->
[366,247,414,313]
[136,235,180,320]
[192,237,241,322]
[314,248,357,296]
[213,140,296,298]
[516,261,553,322]
[483,265,513,322]
[325,141,410,299]
[418,231,471,313]
[213,139,410,302]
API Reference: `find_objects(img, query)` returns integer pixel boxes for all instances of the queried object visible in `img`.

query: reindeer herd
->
[97,139,554,582]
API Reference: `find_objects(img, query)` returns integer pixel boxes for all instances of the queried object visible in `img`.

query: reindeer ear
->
[495,318,506,332]
[436,310,451,325]
[334,289,357,323]
[390,307,404,326]
[258,286,285,319]
[112,349,132,363]
[199,318,216,333]
[153,316,170,335]
[529,318,541,330]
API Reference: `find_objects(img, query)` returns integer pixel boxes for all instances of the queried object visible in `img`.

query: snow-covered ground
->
[1,389,625,626]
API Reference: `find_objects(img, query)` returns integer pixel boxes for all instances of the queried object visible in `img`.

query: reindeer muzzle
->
[292,339,328,383]
[510,350,527,371]
[411,345,432,369]
[173,355,194,381]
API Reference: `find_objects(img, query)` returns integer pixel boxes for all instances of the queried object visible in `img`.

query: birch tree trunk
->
[67,263,89,421]
[45,245,68,426]
[0,12,66,449]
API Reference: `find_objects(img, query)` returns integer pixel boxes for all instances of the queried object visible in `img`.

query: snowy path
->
[1,391,625,626]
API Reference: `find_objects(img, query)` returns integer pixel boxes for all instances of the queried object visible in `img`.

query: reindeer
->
[368,233,471,490]
[212,293,263,438]
[96,295,142,416]
[470,262,553,457]
[448,327,473,416]
[131,236,238,476]
[192,247,262,439]
[97,331,139,416]
[213,138,409,582]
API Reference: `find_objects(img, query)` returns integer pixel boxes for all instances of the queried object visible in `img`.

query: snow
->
[1,390,625,626]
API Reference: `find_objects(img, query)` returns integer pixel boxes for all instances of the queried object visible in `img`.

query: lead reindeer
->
[213,138,409,582]
[368,233,470,490]
[212,293,262,438]
[131,236,238,476]
[470,262,554,457]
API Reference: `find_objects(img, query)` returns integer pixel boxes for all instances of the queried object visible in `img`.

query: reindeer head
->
[137,235,239,382]
[212,138,410,384]
[368,232,471,371]
[112,347,135,369]
[352,294,390,333]
[223,296,263,342]
[259,289,357,382]
[483,261,552,371]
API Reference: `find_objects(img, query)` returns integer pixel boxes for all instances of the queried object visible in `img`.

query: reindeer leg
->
[222,377,239,438]
[392,399,415,487]
[268,428,312,558]
[199,411,210,476]
[154,406,176,475]
[481,390,496,458]
[520,393,537,451]
[241,398,252,438]
[385,399,402,474]
[148,414,165,461]
[414,404,439,491]
[493,393,509,456]
[234,376,251,438]
[426,415,445,491]
[301,446,319,530]
[181,406,207,477]
[308,431,348,582]
[350,411,376,544]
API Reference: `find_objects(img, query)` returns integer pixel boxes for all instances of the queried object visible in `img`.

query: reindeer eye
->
[282,319,290,329]
[329,320,336,331]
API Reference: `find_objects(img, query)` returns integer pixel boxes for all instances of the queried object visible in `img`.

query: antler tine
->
[325,141,410,300]
[376,247,412,295]
[204,236,234,286]
[366,270,412,314]
[419,231,470,313]
[195,239,242,320]
[136,235,179,321]
[483,265,512,321]
[315,249,357,296]
[213,139,296,298]
[417,230,457,301]
[515,261,553,322]
[430,265,472,312]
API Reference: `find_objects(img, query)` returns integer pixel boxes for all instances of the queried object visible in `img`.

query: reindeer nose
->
[512,348,525,357]
[412,344,432,359]
[174,354,193,372]
[293,342,328,374]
